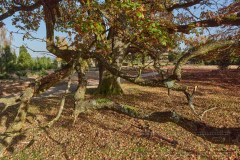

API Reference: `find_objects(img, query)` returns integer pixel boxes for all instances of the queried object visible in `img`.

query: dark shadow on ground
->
[182,69,240,88]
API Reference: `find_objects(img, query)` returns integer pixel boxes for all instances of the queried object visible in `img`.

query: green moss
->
[10,149,43,160]
[123,104,137,111]
[96,98,112,104]
[120,104,139,117]
[227,15,239,20]
[96,72,123,95]
[27,105,40,114]
[132,146,148,154]
[163,79,176,88]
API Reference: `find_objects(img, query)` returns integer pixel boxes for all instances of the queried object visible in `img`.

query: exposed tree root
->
[1,96,238,157]
[78,99,240,145]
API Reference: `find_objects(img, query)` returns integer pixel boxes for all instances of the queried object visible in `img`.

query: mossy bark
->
[82,99,240,145]
[73,60,88,123]
[97,69,123,95]
[96,33,128,96]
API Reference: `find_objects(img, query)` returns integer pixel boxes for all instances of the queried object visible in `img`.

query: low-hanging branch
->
[90,39,240,117]
[173,40,238,80]
[0,61,74,110]
[91,50,190,91]
[0,87,34,157]
[80,99,240,145]
[91,50,205,116]
[35,62,74,95]
[0,60,76,157]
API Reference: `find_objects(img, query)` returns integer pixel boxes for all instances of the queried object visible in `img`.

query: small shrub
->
[217,58,231,70]
[0,72,9,79]
[38,69,48,76]
[16,71,27,79]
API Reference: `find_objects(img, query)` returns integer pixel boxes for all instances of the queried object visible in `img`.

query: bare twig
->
[200,107,217,120]
[184,86,199,117]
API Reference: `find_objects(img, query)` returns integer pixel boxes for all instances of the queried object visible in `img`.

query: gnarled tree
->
[0,0,240,156]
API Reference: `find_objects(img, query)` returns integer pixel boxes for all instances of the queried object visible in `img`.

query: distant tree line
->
[168,51,240,69]
[0,45,58,78]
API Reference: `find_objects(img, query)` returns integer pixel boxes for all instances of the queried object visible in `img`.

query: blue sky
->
[3,17,49,57]
[3,17,68,58]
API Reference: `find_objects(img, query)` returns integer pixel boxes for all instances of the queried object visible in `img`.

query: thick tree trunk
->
[98,62,104,85]
[95,30,128,96]
[97,67,123,95]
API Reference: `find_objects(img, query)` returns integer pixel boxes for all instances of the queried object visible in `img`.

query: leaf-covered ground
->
[1,66,240,159]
